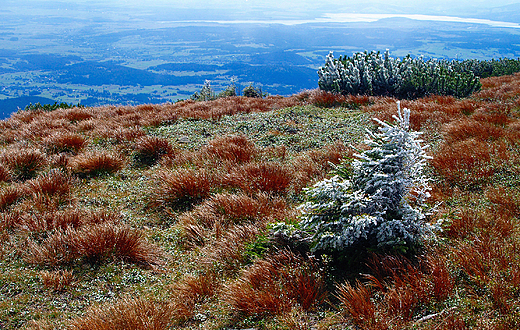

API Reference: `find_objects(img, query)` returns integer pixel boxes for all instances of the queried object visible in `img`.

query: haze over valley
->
[1,0,519,118]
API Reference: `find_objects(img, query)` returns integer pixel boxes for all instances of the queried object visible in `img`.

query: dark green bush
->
[242,84,263,98]
[24,102,83,112]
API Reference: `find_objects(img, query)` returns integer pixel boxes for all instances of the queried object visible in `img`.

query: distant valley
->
[1,1,520,118]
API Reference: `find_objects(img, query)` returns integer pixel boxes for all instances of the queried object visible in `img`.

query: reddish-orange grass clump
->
[430,138,494,186]
[51,106,94,123]
[224,250,326,316]
[451,231,520,323]
[132,135,173,166]
[226,161,294,194]
[0,185,25,211]
[336,254,455,328]
[486,186,520,219]
[153,167,213,210]
[336,280,385,330]
[25,222,163,267]
[24,229,73,266]
[290,143,351,193]
[297,89,372,108]
[42,131,87,154]
[70,223,163,266]
[178,192,294,254]
[442,117,506,143]
[25,169,72,199]
[68,150,124,177]
[68,296,174,330]
[40,269,76,292]
[202,134,257,163]
[200,224,261,272]
[0,164,11,182]
[168,270,220,321]
[298,89,348,108]
[0,148,46,181]
[367,95,480,131]
[171,96,302,120]
[180,192,288,232]
[18,209,121,235]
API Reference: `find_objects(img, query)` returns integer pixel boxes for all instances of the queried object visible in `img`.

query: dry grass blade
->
[0,185,25,211]
[362,253,454,323]
[25,169,72,198]
[70,223,164,266]
[486,186,520,218]
[180,192,288,232]
[201,224,260,271]
[431,138,494,186]
[168,271,220,321]
[24,229,75,266]
[18,209,121,233]
[54,106,94,122]
[225,258,288,316]
[385,285,419,321]
[25,223,163,267]
[0,212,21,232]
[427,255,454,302]
[0,163,11,182]
[443,117,505,143]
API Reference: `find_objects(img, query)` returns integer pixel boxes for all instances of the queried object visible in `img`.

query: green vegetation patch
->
[156,105,371,154]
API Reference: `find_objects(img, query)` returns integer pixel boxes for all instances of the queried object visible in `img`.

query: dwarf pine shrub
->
[299,102,434,253]
[453,58,520,78]
[318,50,481,98]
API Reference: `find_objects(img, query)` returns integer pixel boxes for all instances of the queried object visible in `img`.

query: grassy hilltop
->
[0,72,519,329]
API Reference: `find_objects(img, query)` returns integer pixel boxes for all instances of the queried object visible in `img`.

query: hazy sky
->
[12,0,520,13]
[109,0,518,8]
[95,0,520,11]
[7,0,520,23]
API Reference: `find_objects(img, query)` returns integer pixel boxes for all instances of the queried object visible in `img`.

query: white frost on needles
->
[300,101,436,252]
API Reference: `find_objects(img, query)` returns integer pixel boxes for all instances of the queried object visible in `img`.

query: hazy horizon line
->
[157,13,520,28]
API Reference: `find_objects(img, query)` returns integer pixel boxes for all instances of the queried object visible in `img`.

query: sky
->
[4,0,520,28]
[105,0,520,26]
[108,0,518,9]
[94,0,520,13]
[10,0,520,19]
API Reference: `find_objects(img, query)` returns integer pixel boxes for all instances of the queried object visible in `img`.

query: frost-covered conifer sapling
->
[297,101,436,255]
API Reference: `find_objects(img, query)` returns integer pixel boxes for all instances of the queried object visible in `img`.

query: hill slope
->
[0,75,519,329]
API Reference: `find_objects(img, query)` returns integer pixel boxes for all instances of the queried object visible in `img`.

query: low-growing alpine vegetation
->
[0,54,519,330]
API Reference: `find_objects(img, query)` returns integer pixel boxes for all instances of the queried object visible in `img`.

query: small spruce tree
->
[298,102,434,254]
[191,80,216,101]
[242,84,263,98]
[217,83,238,98]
